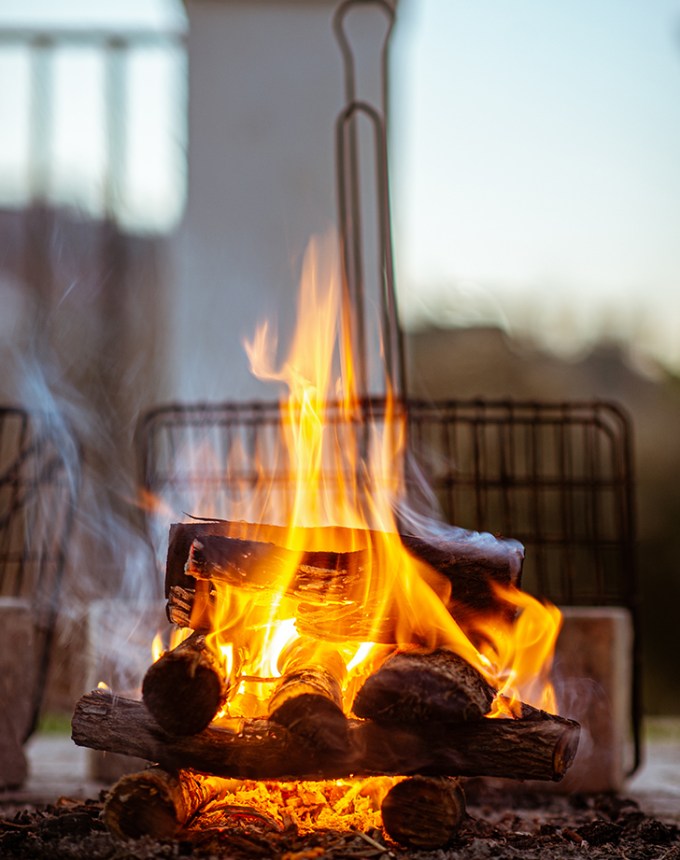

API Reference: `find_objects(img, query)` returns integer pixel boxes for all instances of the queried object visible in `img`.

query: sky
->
[391,0,680,371]
[1,0,679,372]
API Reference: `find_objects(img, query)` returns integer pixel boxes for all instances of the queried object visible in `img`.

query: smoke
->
[3,307,166,706]
[396,444,525,578]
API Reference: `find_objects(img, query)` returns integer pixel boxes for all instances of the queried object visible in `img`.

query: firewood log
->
[166,520,523,618]
[103,766,237,840]
[267,639,349,753]
[166,520,523,647]
[352,649,496,724]
[187,534,367,605]
[142,631,227,735]
[380,776,466,849]
[72,689,580,782]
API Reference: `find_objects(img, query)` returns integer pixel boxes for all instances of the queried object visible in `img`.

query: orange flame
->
[187,234,561,720]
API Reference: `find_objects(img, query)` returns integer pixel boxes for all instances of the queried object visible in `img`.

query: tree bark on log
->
[380,776,466,849]
[103,766,236,840]
[142,632,226,735]
[352,649,497,724]
[72,689,579,782]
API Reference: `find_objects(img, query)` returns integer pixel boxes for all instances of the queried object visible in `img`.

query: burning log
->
[167,584,201,628]
[268,639,349,753]
[166,520,524,641]
[187,534,366,604]
[380,776,466,849]
[352,648,496,724]
[167,520,522,588]
[72,689,579,782]
[103,766,237,840]
[142,631,227,735]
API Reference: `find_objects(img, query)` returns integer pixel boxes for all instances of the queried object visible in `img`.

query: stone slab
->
[550,606,634,793]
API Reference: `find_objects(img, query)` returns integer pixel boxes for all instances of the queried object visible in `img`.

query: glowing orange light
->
[172,234,561,722]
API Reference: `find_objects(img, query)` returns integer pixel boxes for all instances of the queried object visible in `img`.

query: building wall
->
[163,0,395,403]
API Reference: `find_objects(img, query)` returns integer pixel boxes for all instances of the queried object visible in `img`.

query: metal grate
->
[405,399,637,610]
[0,407,80,737]
[135,396,640,769]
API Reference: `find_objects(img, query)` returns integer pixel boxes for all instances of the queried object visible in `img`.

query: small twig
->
[352,828,395,857]
[197,802,283,831]
[0,820,33,832]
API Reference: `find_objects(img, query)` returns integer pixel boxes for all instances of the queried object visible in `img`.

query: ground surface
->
[0,721,678,859]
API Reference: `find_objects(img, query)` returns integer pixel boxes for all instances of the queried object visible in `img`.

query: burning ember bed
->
[1,781,678,859]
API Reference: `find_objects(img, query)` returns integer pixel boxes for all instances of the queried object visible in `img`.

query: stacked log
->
[165,519,524,643]
[142,631,227,735]
[381,776,466,849]
[267,638,349,754]
[72,520,579,849]
[72,687,579,783]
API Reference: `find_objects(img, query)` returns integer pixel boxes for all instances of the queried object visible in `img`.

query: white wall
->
[161,0,397,403]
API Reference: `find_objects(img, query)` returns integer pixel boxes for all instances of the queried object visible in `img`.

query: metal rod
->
[333,0,406,401]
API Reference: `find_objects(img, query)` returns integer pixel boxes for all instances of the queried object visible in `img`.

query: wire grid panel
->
[137,399,406,555]
[0,407,79,736]
[405,399,636,609]
[137,398,636,611]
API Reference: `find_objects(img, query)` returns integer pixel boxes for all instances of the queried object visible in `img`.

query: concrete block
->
[551,606,634,793]
[0,598,35,789]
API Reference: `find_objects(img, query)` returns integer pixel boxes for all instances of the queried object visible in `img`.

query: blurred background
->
[0,0,678,718]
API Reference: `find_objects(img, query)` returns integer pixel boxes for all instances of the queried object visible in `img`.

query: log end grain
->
[103,770,182,840]
[381,776,466,849]
[142,634,226,736]
[353,649,496,724]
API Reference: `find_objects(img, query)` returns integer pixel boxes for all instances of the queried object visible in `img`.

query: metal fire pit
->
[0,406,80,737]
[135,395,640,772]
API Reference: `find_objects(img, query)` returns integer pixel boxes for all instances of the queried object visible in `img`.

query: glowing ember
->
[193,777,396,835]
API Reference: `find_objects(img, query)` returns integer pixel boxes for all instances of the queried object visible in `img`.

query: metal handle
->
[333,0,406,401]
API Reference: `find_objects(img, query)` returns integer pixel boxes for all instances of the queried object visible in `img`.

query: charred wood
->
[186,534,366,605]
[103,766,235,840]
[72,689,579,782]
[267,639,348,754]
[166,584,198,629]
[142,631,226,736]
[380,776,466,849]
[166,520,523,643]
[167,520,521,594]
[352,648,496,724]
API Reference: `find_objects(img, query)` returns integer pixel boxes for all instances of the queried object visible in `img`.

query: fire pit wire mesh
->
[135,395,640,771]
